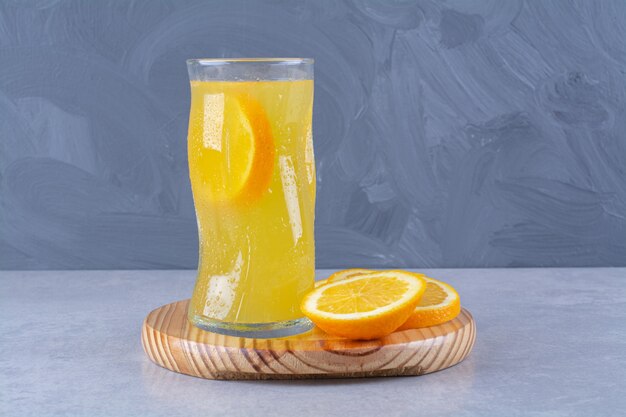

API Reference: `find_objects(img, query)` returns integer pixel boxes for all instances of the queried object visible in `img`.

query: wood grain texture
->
[141,300,476,380]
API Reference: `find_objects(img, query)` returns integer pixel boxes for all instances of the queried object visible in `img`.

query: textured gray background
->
[1,0,625,270]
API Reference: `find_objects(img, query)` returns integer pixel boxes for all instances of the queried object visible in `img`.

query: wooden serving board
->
[141,300,476,380]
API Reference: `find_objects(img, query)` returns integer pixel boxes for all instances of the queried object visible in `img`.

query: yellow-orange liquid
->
[188,80,315,324]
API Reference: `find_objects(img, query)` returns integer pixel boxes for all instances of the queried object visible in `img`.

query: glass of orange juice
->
[186,58,315,338]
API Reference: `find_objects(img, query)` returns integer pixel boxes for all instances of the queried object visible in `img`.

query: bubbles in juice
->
[187,80,315,323]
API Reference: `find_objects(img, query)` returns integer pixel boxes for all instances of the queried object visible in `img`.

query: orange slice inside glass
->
[188,92,274,203]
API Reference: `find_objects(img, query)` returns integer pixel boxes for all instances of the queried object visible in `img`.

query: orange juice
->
[187,78,315,331]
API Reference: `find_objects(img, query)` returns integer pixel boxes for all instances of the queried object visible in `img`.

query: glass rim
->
[186,58,314,66]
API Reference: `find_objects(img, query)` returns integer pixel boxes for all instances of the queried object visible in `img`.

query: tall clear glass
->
[186,58,315,338]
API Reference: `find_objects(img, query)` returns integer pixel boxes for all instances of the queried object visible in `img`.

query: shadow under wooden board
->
[142,300,476,380]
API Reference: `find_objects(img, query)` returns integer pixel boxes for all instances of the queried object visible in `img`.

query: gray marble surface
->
[1,268,625,417]
[2,1,625,270]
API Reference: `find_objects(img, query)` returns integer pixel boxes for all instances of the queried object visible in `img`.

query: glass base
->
[188,313,313,339]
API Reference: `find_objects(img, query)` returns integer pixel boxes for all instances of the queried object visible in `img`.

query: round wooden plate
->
[141,299,476,380]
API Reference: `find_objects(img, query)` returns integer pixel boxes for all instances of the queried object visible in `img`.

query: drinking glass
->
[186,58,315,338]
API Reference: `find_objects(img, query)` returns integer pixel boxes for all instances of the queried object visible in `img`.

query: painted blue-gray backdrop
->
[1,0,625,269]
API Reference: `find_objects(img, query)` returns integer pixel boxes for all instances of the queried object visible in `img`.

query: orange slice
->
[187,92,274,203]
[326,268,375,283]
[398,277,461,330]
[301,271,426,340]
[314,279,328,288]
[318,269,461,329]
[326,268,426,283]
[315,269,374,288]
